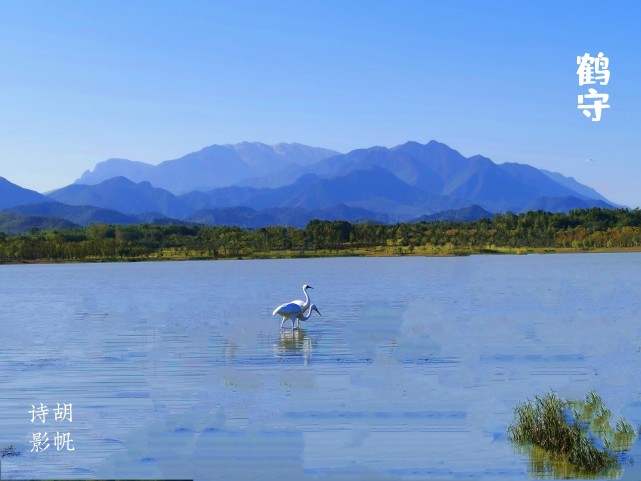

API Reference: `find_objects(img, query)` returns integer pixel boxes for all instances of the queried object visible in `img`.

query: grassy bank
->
[4,244,641,265]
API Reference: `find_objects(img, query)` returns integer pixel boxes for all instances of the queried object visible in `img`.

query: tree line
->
[1,207,641,263]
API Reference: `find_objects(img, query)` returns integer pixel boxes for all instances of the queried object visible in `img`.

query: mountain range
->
[75,142,339,194]
[0,140,620,233]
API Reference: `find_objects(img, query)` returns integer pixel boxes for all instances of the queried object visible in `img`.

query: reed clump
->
[508,390,636,476]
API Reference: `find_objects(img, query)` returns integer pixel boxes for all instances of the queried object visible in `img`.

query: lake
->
[1,253,640,480]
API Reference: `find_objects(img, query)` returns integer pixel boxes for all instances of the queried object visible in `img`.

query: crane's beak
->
[315,308,321,316]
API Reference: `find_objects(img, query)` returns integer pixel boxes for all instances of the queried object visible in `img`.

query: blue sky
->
[1,1,640,206]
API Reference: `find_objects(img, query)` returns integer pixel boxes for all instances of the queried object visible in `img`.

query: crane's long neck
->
[301,306,314,321]
[302,286,311,310]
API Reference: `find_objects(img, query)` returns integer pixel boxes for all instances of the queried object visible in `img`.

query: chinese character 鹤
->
[577,52,610,86]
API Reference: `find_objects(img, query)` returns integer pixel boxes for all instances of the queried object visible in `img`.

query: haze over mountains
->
[0,140,619,232]
[75,142,339,194]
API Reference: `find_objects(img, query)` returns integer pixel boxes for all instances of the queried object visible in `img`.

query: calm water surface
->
[1,254,641,480]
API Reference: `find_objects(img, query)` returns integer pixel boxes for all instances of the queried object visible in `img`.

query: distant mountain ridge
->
[8,201,152,226]
[0,140,620,232]
[413,205,494,222]
[49,176,191,218]
[538,169,614,204]
[288,141,612,213]
[0,177,49,209]
[75,142,340,194]
[0,211,78,235]
[69,140,617,212]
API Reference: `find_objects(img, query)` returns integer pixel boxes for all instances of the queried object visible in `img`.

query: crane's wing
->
[272,302,302,317]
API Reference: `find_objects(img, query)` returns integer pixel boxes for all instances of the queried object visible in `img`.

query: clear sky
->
[1,1,640,206]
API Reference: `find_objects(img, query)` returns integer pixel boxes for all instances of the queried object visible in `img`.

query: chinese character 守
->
[578,88,610,122]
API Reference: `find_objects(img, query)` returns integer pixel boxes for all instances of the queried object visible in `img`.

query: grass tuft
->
[508,390,637,476]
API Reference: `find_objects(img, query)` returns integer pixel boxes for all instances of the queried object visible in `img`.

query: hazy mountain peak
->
[395,139,448,150]
[392,139,465,158]
[94,176,145,189]
[74,142,340,194]
[272,142,308,149]
[75,158,154,186]
[398,140,423,148]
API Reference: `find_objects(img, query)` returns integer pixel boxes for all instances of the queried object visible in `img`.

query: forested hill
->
[1,207,640,263]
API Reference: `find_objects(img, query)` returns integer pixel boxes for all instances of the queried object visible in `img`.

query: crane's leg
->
[280,317,287,328]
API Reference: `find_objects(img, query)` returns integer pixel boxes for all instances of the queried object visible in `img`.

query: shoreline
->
[3,245,641,266]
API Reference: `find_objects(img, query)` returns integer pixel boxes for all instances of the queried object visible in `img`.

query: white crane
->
[272,284,315,332]
[272,303,321,333]
[294,304,321,328]
[288,284,314,330]
[292,284,313,314]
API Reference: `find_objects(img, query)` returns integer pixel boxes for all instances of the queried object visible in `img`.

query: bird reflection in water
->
[274,329,315,365]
